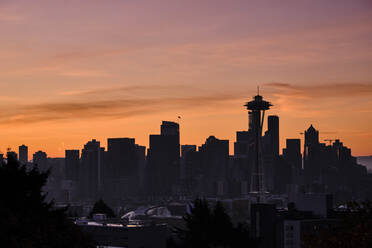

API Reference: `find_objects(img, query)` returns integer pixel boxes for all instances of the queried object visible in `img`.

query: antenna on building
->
[257,86,260,95]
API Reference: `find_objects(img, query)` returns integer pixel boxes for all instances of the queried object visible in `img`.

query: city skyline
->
[1,92,371,157]
[2,1,372,247]
[5,108,365,161]
[1,0,372,157]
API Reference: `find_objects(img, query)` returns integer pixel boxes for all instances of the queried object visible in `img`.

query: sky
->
[0,0,372,158]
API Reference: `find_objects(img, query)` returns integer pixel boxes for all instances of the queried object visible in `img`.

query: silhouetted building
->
[303,125,323,186]
[283,139,302,190]
[105,138,142,200]
[65,150,80,181]
[81,139,105,201]
[199,136,229,196]
[33,150,48,171]
[180,145,201,196]
[232,131,254,197]
[46,157,65,201]
[63,150,80,201]
[180,145,197,180]
[7,151,18,161]
[302,125,368,201]
[260,115,279,193]
[147,121,180,196]
[19,144,28,164]
[268,115,279,157]
[136,144,147,195]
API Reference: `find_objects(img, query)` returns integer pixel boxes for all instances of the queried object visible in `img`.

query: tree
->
[89,199,116,218]
[0,155,95,248]
[173,199,259,248]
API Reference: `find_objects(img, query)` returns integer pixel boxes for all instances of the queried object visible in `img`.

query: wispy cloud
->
[266,82,372,98]
[0,90,243,126]
[264,82,372,117]
[59,84,188,96]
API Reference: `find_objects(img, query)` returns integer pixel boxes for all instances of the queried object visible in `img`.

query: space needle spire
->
[244,90,272,202]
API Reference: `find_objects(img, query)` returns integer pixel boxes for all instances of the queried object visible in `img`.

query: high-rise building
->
[147,121,180,196]
[106,138,141,199]
[303,125,322,186]
[65,150,80,181]
[136,144,147,195]
[268,115,279,157]
[161,121,180,138]
[19,144,28,164]
[199,136,229,196]
[180,145,197,180]
[33,151,48,171]
[7,151,18,161]
[181,145,201,196]
[283,139,302,176]
[81,139,105,200]
[232,131,254,196]
[304,125,319,147]
[282,139,302,191]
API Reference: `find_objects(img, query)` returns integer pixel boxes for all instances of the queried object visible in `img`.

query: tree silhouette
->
[0,155,94,248]
[174,199,259,248]
[89,199,116,218]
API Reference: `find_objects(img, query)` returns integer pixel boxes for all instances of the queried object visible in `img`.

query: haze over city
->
[1,0,372,157]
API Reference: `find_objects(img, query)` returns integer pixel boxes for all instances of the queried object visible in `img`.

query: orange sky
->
[0,0,371,157]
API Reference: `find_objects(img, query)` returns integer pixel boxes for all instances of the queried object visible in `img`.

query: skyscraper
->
[199,136,229,196]
[106,138,141,199]
[81,139,104,200]
[161,121,180,138]
[303,125,322,185]
[180,145,200,196]
[7,151,18,161]
[147,121,180,196]
[268,115,279,157]
[283,139,302,186]
[33,151,48,171]
[19,144,28,164]
[65,150,80,181]
[233,131,254,196]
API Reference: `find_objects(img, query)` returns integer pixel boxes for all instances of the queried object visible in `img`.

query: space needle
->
[244,89,272,203]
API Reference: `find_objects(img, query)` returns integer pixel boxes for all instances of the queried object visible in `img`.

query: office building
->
[81,139,105,201]
[199,136,229,196]
[147,121,180,196]
[19,144,28,164]
[33,150,48,171]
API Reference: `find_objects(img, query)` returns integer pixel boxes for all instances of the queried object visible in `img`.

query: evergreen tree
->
[0,155,94,248]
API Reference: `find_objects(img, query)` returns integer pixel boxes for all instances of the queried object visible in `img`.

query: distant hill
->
[357,156,372,171]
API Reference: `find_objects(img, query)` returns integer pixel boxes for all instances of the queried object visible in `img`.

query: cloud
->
[264,82,372,118]
[265,82,372,98]
[59,84,189,97]
[0,91,243,126]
